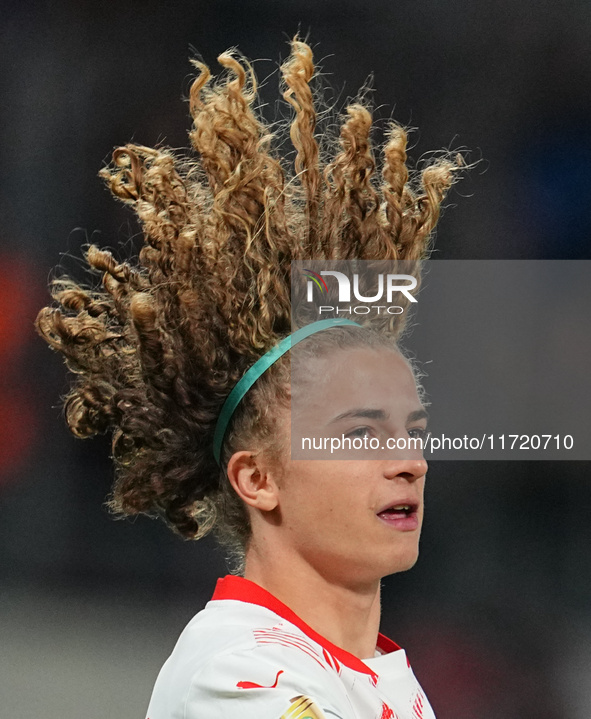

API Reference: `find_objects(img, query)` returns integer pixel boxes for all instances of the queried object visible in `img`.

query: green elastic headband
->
[212,318,362,465]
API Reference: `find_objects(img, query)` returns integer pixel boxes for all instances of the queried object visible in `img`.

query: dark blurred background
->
[1,1,590,717]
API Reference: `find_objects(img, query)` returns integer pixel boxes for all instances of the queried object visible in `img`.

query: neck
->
[244,543,381,660]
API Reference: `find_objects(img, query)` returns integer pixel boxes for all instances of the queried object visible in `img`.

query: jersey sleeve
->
[183,641,356,719]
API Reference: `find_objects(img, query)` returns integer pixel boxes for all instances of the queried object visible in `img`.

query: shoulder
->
[185,640,352,719]
[146,598,353,719]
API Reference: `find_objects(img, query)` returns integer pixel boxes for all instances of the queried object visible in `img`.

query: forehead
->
[292,346,422,420]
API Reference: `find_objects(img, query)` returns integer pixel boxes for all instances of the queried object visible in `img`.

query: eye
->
[345,426,374,440]
[407,427,428,440]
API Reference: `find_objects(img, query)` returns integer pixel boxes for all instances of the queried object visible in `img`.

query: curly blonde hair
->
[36,38,465,558]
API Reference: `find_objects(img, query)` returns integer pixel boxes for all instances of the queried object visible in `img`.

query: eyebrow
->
[328,407,429,424]
[407,409,430,424]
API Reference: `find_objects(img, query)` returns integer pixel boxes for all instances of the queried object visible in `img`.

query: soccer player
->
[36,38,464,719]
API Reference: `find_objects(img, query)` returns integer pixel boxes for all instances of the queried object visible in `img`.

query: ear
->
[226,450,280,512]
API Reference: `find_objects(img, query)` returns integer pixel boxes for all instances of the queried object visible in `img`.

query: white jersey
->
[146,575,436,719]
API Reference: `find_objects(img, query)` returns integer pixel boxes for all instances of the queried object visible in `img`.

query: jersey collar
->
[211,574,401,677]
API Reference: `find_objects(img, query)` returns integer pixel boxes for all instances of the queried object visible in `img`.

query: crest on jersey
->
[280,695,327,719]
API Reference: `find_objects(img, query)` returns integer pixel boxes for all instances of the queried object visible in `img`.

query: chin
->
[386,549,420,576]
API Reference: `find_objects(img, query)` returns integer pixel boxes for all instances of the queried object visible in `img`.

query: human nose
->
[383,458,428,483]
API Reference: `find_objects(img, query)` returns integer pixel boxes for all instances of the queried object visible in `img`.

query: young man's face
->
[274,347,429,587]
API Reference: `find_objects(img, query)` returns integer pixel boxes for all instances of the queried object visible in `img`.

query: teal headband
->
[212,318,362,465]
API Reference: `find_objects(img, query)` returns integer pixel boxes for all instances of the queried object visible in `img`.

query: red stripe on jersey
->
[212,576,400,679]
[380,702,396,719]
[412,690,425,719]
[322,647,337,672]
[255,636,326,669]
[254,627,319,656]
[254,629,324,664]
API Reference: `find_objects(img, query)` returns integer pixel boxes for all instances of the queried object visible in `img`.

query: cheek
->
[279,464,356,524]
[289,467,373,538]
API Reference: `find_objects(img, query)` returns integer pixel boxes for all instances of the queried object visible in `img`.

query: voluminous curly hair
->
[36,38,465,560]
